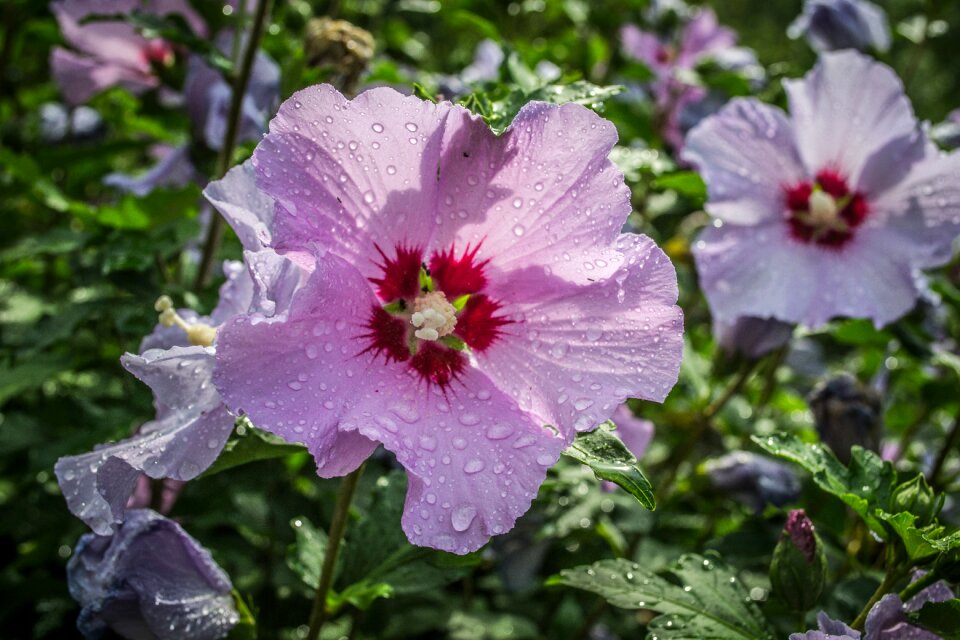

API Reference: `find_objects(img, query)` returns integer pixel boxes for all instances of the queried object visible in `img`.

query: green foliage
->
[908,599,960,640]
[550,553,774,639]
[563,421,656,510]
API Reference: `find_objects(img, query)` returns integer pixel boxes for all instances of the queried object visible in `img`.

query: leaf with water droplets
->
[548,553,774,639]
[563,421,655,510]
[200,419,305,478]
[751,432,897,539]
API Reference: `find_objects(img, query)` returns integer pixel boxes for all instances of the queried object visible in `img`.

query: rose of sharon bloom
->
[55,258,301,534]
[621,8,756,150]
[211,85,684,553]
[50,0,206,105]
[68,509,238,640]
[789,0,891,53]
[685,51,960,328]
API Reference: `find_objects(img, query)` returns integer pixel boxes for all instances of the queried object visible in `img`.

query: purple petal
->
[204,160,276,252]
[460,39,504,84]
[678,8,737,67]
[621,25,669,74]
[868,150,960,269]
[56,347,234,534]
[865,594,942,640]
[784,51,927,197]
[789,611,861,639]
[68,509,237,640]
[104,144,198,197]
[788,0,891,53]
[610,405,655,459]
[51,46,155,105]
[693,221,923,327]
[683,98,806,225]
[478,234,683,441]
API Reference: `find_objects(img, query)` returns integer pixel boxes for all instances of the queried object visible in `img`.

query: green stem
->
[194,0,273,289]
[305,465,365,640]
[898,568,939,604]
[929,411,960,490]
[851,568,905,631]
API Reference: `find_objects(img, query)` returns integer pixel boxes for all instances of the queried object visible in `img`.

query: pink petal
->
[785,51,927,196]
[477,234,683,441]
[610,405,655,460]
[683,98,806,224]
[204,160,276,252]
[433,100,631,287]
[343,368,564,554]
[253,85,476,272]
[212,251,393,477]
[621,24,669,75]
[51,47,155,105]
[678,8,737,67]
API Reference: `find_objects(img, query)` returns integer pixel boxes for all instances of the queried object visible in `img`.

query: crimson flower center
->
[783,169,869,248]
[142,39,175,67]
[361,243,510,387]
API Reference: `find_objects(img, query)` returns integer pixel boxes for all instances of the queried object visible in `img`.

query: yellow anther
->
[155,295,174,312]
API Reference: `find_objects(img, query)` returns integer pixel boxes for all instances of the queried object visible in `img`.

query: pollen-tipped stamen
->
[154,296,217,347]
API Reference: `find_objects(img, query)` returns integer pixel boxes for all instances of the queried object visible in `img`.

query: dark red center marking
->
[783,168,868,248]
[362,243,510,388]
[142,39,174,66]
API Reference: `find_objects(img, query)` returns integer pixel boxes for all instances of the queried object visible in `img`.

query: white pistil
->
[808,190,839,227]
[154,295,217,347]
[410,291,457,342]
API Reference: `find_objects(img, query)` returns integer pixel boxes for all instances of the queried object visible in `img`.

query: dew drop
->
[451,504,477,532]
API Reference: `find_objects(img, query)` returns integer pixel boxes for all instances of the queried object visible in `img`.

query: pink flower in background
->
[685,51,960,328]
[211,85,683,553]
[611,405,655,460]
[621,8,754,149]
[50,0,206,104]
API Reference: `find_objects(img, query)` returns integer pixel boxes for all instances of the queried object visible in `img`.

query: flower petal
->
[51,47,155,105]
[253,85,474,270]
[694,222,922,327]
[212,251,390,477]
[478,234,683,441]
[343,368,564,554]
[784,51,927,195]
[683,98,806,224]
[433,100,631,286]
[55,347,234,534]
[204,160,276,252]
[867,150,960,268]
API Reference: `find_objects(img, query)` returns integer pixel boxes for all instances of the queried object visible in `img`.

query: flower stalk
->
[306,464,365,640]
[195,0,273,289]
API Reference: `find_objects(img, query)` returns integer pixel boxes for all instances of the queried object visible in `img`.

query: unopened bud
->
[891,474,941,527]
[809,373,881,465]
[770,510,826,613]
[304,18,374,94]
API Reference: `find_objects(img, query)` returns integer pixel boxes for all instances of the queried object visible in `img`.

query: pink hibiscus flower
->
[210,85,684,553]
[684,51,960,328]
[50,0,206,104]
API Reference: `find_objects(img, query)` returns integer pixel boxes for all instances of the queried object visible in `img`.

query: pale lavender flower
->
[67,509,238,640]
[104,144,199,196]
[789,0,891,53]
[611,404,655,460]
[685,51,960,328]
[50,0,206,104]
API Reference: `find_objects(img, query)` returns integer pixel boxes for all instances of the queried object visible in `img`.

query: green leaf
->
[200,421,305,478]
[752,433,897,538]
[474,80,624,134]
[549,553,774,639]
[563,421,655,510]
[333,472,478,611]
[447,611,539,640]
[653,171,707,202]
[875,510,941,562]
[286,516,327,588]
[225,591,257,640]
[908,599,960,640]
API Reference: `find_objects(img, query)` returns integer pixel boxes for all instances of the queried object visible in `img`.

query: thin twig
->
[194,0,273,289]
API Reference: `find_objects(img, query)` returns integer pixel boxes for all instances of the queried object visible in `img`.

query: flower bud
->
[890,474,941,527]
[304,18,375,95]
[808,373,881,465]
[770,510,826,613]
[788,0,891,53]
